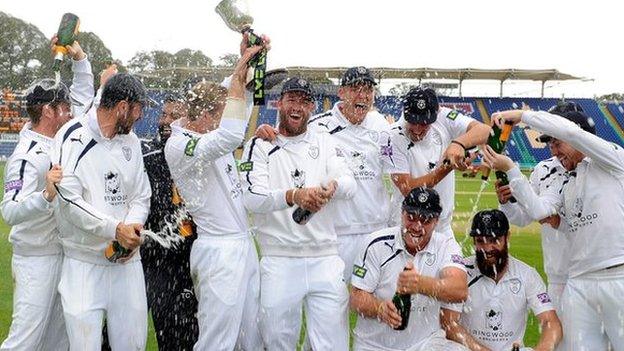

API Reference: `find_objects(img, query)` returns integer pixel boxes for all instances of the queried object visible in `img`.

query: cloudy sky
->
[3,0,622,97]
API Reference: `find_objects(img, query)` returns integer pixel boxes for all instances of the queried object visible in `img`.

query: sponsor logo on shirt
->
[225,163,243,199]
[347,151,376,180]
[537,292,551,304]
[451,254,465,265]
[4,179,23,193]
[446,110,459,120]
[239,161,253,172]
[470,309,514,342]
[291,169,306,188]
[485,309,503,331]
[104,171,128,206]
[353,264,367,278]
[184,137,199,157]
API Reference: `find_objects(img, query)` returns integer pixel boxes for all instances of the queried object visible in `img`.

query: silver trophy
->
[215,0,254,34]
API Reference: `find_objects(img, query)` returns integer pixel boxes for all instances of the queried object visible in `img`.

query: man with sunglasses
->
[51,72,152,350]
[483,106,624,350]
[0,41,93,349]
[350,187,468,351]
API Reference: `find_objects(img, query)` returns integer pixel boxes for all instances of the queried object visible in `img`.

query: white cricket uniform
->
[241,130,356,351]
[308,104,392,281]
[351,227,468,351]
[452,256,555,351]
[52,108,151,351]
[499,157,569,308]
[383,108,474,238]
[0,57,93,351]
[507,110,624,350]
[164,97,261,351]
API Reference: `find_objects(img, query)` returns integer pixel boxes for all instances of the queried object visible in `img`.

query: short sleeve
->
[526,267,555,316]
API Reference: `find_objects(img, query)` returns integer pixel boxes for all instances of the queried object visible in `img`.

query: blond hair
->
[186,81,227,121]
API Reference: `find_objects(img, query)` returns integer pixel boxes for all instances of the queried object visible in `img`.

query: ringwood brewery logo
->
[291,169,305,188]
[104,171,127,206]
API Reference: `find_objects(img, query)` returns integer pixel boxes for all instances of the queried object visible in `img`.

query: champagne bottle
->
[482,120,516,203]
[52,13,80,71]
[105,240,134,263]
[391,291,411,330]
[172,185,194,237]
[511,343,520,351]
[292,206,314,225]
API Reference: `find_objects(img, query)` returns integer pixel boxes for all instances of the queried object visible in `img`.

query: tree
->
[597,93,624,103]
[174,49,212,68]
[218,53,239,67]
[128,49,214,89]
[0,12,50,90]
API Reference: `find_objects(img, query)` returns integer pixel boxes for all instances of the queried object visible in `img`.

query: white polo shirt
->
[383,107,474,233]
[454,255,554,350]
[308,104,392,236]
[351,227,465,351]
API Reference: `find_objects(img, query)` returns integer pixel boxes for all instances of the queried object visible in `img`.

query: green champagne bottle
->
[104,241,133,263]
[482,120,516,203]
[392,291,411,330]
[53,13,80,71]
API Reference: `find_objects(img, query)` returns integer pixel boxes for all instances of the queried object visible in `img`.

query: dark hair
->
[99,73,148,109]
[26,101,65,126]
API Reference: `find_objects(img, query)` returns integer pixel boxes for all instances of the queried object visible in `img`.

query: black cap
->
[537,110,596,143]
[402,86,439,124]
[24,79,78,107]
[470,209,510,237]
[548,101,584,114]
[341,66,377,86]
[280,77,315,101]
[100,73,155,108]
[402,187,443,218]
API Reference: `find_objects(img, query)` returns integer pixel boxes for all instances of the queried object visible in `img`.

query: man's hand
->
[452,150,477,172]
[51,36,86,61]
[115,223,142,250]
[481,145,515,172]
[495,180,513,204]
[318,180,338,201]
[491,110,525,128]
[397,261,420,294]
[442,142,466,169]
[539,215,561,229]
[293,187,328,212]
[233,33,271,84]
[100,64,118,88]
[44,165,63,202]
[377,300,402,329]
[254,124,278,141]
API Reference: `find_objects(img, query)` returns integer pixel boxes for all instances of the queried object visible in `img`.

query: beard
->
[115,109,134,135]
[278,111,309,136]
[158,124,172,142]
[476,245,509,280]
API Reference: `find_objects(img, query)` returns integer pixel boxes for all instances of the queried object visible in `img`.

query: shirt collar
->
[19,122,53,147]
[275,130,314,147]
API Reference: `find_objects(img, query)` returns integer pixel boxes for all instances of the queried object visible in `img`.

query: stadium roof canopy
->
[138,66,585,97]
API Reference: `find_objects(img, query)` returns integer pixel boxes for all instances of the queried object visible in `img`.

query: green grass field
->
[0,169,545,349]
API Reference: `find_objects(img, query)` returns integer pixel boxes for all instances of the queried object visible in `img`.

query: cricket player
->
[484,108,624,350]
[242,77,356,350]
[350,187,468,351]
[441,209,562,351]
[254,66,392,282]
[383,86,491,238]
[164,38,266,350]
[0,40,93,351]
[52,72,152,351]
[494,102,584,310]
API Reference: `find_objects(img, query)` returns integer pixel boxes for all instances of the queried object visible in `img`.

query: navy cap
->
[537,110,596,143]
[24,79,78,107]
[341,66,377,86]
[402,187,442,218]
[280,77,315,101]
[470,209,510,237]
[548,101,584,114]
[402,87,439,124]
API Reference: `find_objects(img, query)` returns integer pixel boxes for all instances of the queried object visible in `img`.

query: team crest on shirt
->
[104,171,127,206]
[485,309,503,331]
[509,278,522,294]
[122,146,132,161]
[367,131,380,142]
[308,145,319,159]
[291,169,306,188]
[425,253,437,266]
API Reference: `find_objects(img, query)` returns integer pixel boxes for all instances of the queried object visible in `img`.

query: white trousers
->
[190,235,261,351]
[260,255,349,351]
[338,233,370,283]
[560,264,624,351]
[354,329,468,351]
[58,257,147,351]
[1,254,68,351]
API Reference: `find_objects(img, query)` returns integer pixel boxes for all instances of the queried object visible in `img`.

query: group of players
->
[2,32,623,351]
